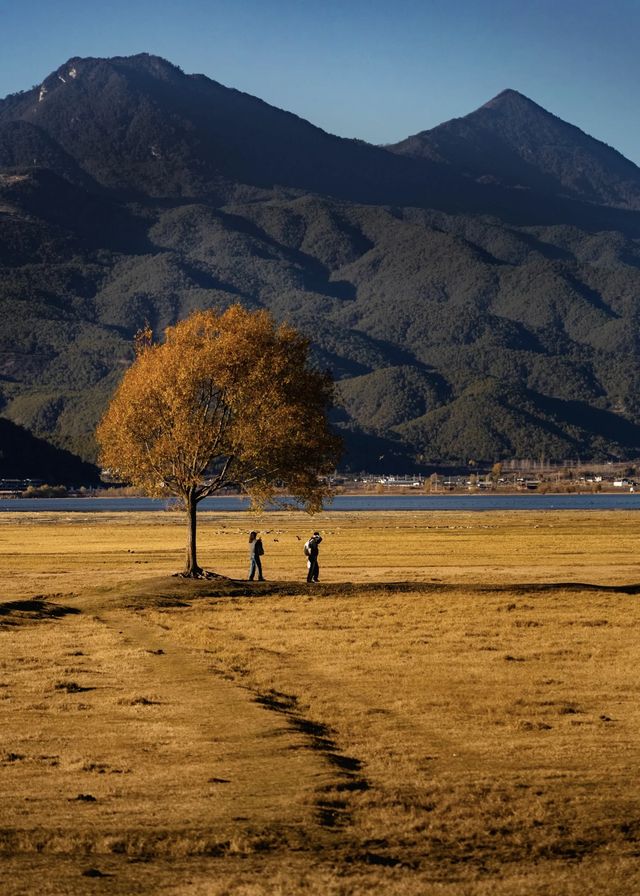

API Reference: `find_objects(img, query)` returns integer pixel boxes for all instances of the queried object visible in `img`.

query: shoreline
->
[0,487,636,500]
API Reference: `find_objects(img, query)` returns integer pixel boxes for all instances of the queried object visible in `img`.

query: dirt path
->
[0,597,336,893]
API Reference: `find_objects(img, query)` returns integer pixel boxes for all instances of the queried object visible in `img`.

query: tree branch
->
[197,453,235,499]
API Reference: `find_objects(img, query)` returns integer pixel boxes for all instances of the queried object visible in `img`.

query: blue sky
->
[2,0,639,163]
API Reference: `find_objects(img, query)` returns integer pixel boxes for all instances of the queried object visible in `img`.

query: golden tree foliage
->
[97,306,342,575]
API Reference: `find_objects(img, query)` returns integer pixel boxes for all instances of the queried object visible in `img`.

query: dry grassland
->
[1,509,639,894]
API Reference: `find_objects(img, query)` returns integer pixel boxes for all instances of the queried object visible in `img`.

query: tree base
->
[174,568,226,580]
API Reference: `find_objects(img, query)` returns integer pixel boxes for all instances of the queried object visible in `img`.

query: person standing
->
[305,531,322,582]
[248,531,265,581]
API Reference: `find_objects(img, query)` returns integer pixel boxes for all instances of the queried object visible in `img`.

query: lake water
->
[1,494,640,513]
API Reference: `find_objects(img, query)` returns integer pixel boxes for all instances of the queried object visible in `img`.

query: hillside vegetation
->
[0,417,99,483]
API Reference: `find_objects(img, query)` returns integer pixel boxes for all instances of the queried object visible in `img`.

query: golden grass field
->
[1,508,640,895]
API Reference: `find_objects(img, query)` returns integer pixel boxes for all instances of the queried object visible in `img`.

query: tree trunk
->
[184,488,203,577]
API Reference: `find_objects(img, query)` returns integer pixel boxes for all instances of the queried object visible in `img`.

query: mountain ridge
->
[0,53,463,208]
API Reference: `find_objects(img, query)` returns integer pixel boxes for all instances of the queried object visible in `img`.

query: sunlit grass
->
[1,508,638,597]
[1,509,639,894]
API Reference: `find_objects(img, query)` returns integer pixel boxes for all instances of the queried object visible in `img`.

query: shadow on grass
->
[26,576,640,622]
[68,574,640,619]
[0,598,80,626]
[100,576,640,605]
[253,688,369,829]
[508,582,640,595]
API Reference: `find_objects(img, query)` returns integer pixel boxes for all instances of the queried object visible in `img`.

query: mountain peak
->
[48,53,186,85]
[481,88,542,111]
[484,88,532,103]
[105,53,185,78]
[389,87,640,209]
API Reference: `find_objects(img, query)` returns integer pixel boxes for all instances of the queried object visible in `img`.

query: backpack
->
[303,540,311,557]
[255,539,264,556]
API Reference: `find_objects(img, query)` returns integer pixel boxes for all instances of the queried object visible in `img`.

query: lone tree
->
[97,306,342,577]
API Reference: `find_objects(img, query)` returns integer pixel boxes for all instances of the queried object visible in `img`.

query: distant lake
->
[1,494,640,513]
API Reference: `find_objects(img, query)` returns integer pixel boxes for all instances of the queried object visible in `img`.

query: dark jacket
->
[306,535,321,558]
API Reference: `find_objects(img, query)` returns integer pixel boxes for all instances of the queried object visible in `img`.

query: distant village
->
[333,460,639,494]
[1,460,638,498]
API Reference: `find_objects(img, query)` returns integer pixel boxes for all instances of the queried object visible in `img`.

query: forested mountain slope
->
[2,55,640,468]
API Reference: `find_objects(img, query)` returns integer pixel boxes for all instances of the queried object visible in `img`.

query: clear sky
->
[1,0,639,163]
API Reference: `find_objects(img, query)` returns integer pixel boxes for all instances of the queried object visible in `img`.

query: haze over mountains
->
[2,53,640,472]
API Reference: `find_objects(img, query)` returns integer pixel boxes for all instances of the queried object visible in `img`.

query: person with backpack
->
[248,531,265,581]
[304,531,322,583]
